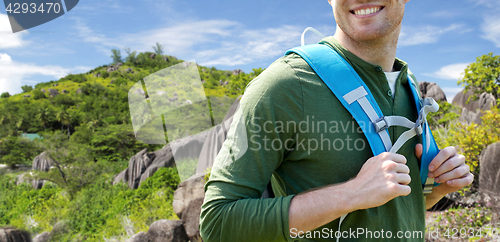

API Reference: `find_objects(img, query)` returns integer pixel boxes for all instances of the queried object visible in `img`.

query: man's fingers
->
[395,163,410,174]
[443,173,474,187]
[429,154,465,178]
[396,184,411,196]
[382,152,407,164]
[429,146,458,172]
[395,173,411,185]
[415,143,423,161]
[434,164,470,183]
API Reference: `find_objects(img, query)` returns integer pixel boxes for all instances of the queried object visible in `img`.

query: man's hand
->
[349,152,412,210]
[288,152,412,233]
[415,144,473,208]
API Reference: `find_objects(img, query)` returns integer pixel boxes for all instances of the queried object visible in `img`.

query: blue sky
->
[0,0,498,102]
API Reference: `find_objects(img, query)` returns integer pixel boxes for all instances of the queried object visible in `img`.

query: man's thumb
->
[415,143,423,160]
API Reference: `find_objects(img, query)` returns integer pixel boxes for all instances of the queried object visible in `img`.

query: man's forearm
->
[288,180,361,233]
[289,152,413,234]
[424,188,447,210]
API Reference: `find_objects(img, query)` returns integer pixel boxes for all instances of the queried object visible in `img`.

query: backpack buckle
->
[373,117,388,133]
[415,125,423,136]
[423,178,435,195]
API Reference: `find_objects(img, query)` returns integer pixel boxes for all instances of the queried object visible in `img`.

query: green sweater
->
[200,37,426,241]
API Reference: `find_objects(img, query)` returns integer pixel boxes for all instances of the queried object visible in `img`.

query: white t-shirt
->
[384,71,400,98]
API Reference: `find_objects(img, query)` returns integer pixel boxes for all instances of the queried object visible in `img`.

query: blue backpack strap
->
[408,77,441,192]
[286,44,391,156]
[286,44,441,193]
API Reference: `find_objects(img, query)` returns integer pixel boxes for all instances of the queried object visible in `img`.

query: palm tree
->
[16,117,28,133]
[86,119,99,133]
[0,112,15,133]
[56,109,72,138]
[0,115,7,133]
[36,107,52,131]
[152,42,164,56]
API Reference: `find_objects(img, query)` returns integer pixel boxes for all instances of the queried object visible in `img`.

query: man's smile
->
[350,6,385,17]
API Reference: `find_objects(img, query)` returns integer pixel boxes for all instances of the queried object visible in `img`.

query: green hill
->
[0,51,263,168]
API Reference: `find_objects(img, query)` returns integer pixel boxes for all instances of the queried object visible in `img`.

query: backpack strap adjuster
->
[373,117,388,133]
[415,124,423,136]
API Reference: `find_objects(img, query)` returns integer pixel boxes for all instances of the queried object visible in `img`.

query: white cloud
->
[399,24,464,46]
[72,0,134,14]
[73,18,305,67]
[0,53,12,62]
[442,87,465,103]
[475,0,500,9]
[473,0,500,47]
[123,20,240,55]
[198,25,302,66]
[73,17,114,46]
[73,18,239,55]
[0,13,29,49]
[481,16,500,47]
[0,53,91,95]
[427,10,458,18]
[425,63,470,81]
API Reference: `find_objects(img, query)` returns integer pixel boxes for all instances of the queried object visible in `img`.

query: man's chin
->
[343,24,399,42]
[347,31,386,43]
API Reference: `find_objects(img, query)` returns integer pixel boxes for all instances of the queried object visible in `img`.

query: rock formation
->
[453,89,497,124]
[114,96,242,241]
[126,232,150,242]
[147,220,188,242]
[0,227,32,242]
[15,173,31,186]
[47,89,59,98]
[113,169,129,186]
[113,131,209,189]
[458,108,482,124]
[126,149,156,189]
[453,89,496,112]
[172,176,205,219]
[180,197,203,242]
[115,96,240,189]
[29,220,68,242]
[107,65,120,72]
[32,232,50,242]
[31,151,53,189]
[232,69,243,75]
[479,142,500,210]
[418,82,447,102]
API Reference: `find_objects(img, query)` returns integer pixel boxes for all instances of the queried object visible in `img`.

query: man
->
[200,0,473,241]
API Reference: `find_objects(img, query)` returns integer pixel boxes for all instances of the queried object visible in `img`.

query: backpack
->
[285,44,441,195]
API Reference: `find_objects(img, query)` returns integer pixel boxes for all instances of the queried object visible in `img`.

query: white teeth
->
[354,7,381,16]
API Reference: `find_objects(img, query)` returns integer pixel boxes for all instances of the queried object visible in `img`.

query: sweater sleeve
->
[200,57,304,242]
